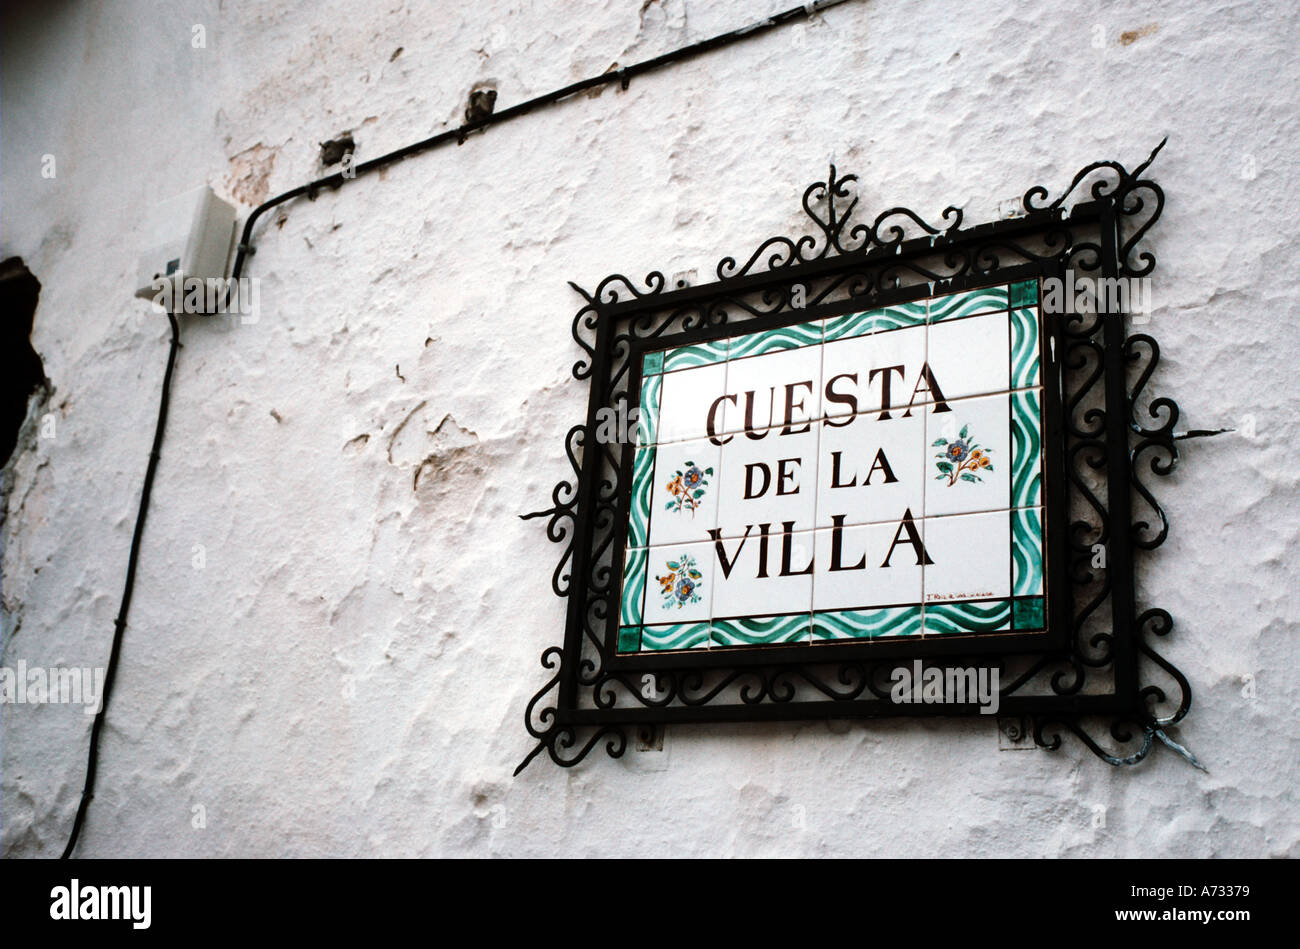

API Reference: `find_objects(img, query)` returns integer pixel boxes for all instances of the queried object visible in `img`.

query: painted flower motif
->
[655,553,704,609]
[933,425,994,486]
[664,461,713,516]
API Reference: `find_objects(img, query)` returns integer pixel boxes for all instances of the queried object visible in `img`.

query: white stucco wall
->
[2,0,1297,858]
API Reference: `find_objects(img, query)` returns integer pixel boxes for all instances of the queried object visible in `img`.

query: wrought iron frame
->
[518,140,1197,773]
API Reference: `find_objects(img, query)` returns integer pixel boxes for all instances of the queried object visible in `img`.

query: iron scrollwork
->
[518,140,1197,774]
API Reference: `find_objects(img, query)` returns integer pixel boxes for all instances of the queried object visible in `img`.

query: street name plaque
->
[619,280,1047,651]
[520,149,1194,772]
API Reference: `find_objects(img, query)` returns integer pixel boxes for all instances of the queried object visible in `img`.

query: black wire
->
[61,310,181,859]
[231,0,856,281]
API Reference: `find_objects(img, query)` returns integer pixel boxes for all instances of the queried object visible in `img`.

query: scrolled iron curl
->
[522,647,566,740]
[1048,655,1087,695]
[1067,543,1102,585]
[1066,441,1110,547]
[803,166,859,254]
[1125,334,1179,436]
[577,654,601,686]
[789,663,870,701]
[1064,340,1106,437]
[626,306,676,343]
[1063,241,1104,276]
[1136,609,1191,727]
[761,670,800,704]
[739,669,779,705]
[718,167,963,281]
[680,303,727,331]
[569,303,599,380]
[712,289,787,321]
[1062,306,1105,341]
[1067,514,1107,557]
[1033,716,1155,766]
[1030,608,1186,767]
[596,443,621,504]
[1079,629,1117,669]
[596,270,667,305]
[1130,438,1176,549]
[1023,160,1128,213]
[544,725,628,769]
[594,672,675,709]
[1072,584,1116,667]
[679,669,745,707]
[837,221,872,255]
[1117,182,1164,277]
[868,205,962,247]
[716,234,819,281]
[584,597,609,651]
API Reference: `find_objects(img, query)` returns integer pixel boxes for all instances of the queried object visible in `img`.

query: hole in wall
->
[0,257,46,467]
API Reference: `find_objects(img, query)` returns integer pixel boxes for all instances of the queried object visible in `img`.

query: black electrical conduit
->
[232,0,856,280]
[60,0,856,857]
[61,312,180,858]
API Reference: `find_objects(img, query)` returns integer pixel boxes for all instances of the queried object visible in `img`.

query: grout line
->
[921,291,930,635]
[809,316,827,637]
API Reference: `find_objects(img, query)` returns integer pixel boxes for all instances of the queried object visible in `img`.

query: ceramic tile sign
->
[618,279,1047,653]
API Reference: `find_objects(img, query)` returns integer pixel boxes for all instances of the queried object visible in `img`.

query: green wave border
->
[924,599,1011,635]
[641,621,712,651]
[1010,306,1040,388]
[824,301,926,342]
[1011,388,1042,508]
[929,286,1009,323]
[727,321,822,359]
[1011,507,1043,597]
[811,605,923,640]
[711,613,811,647]
[664,339,728,372]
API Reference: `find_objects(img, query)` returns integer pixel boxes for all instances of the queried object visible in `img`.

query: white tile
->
[708,524,814,620]
[812,520,924,612]
[924,392,1012,518]
[719,344,823,436]
[645,438,721,549]
[815,410,924,529]
[922,511,1011,603]
[925,310,1011,404]
[821,323,927,422]
[654,362,728,445]
[714,424,818,540]
[640,539,715,626]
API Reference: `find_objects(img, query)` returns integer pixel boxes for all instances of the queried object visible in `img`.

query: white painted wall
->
[2,0,1297,858]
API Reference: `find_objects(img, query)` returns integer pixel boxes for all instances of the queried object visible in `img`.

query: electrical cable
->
[231,0,856,280]
[61,311,181,858]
